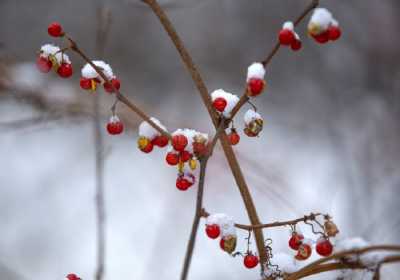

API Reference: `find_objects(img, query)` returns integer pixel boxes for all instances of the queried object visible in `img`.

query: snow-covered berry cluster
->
[308,8,342,44]
[279,21,302,51]
[37,44,72,78]
[205,213,238,252]
[80,61,121,93]
[211,89,239,117]
[288,231,334,260]
[243,109,263,137]
[137,117,169,153]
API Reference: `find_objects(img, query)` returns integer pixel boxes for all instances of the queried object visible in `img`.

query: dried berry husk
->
[324,220,339,237]
[221,235,237,254]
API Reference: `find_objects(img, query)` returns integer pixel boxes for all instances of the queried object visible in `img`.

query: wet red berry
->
[243,253,259,269]
[103,78,121,93]
[279,29,295,45]
[172,134,188,152]
[36,56,52,73]
[166,152,179,165]
[291,39,302,51]
[176,176,191,191]
[152,135,169,147]
[316,238,333,257]
[313,31,330,44]
[328,25,341,41]
[205,224,220,239]
[289,233,304,250]
[48,22,63,37]
[213,97,227,112]
[247,78,265,96]
[57,63,73,78]
[180,150,192,162]
[80,78,92,90]
[106,118,124,135]
[228,130,240,145]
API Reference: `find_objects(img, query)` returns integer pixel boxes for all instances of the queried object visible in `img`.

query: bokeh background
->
[0,0,399,279]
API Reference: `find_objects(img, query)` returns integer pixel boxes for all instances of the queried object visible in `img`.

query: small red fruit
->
[289,232,304,250]
[205,224,220,239]
[172,134,188,152]
[193,142,207,156]
[295,243,312,260]
[48,22,63,37]
[80,78,92,90]
[291,39,302,51]
[57,63,73,78]
[316,238,333,257]
[247,78,265,96]
[279,29,295,45]
[180,150,192,162]
[228,129,240,145]
[152,135,169,147]
[66,274,80,280]
[328,25,341,41]
[103,78,121,93]
[176,176,191,191]
[213,97,227,112]
[219,238,225,250]
[36,56,52,73]
[313,31,330,44]
[106,117,124,135]
[140,142,153,153]
[243,253,259,269]
[166,152,179,165]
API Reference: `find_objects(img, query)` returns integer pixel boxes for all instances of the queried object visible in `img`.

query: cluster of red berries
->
[309,24,341,44]
[66,273,81,280]
[289,232,333,260]
[278,22,302,51]
[80,61,121,94]
[138,134,169,153]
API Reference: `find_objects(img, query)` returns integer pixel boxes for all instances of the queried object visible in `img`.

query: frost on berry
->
[279,21,295,45]
[210,89,239,117]
[107,115,124,135]
[243,109,263,137]
[308,8,341,44]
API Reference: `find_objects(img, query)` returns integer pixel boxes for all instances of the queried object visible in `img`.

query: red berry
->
[80,78,92,90]
[279,29,295,45]
[213,97,227,112]
[172,134,188,152]
[152,135,169,147]
[313,31,330,44]
[243,253,259,269]
[57,63,73,78]
[291,39,302,51]
[166,152,179,165]
[328,25,341,41]
[180,150,192,162]
[140,142,154,153]
[289,233,304,250]
[247,78,265,96]
[176,176,191,191]
[106,118,124,135]
[48,22,63,37]
[219,238,225,250]
[103,78,121,93]
[228,130,240,145]
[205,224,220,239]
[295,243,312,260]
[36,56,52,73]
[316,238,333,257]
[193,142,207,156]
[66,274,80,280]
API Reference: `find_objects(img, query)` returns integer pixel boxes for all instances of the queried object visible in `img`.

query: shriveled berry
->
[36,56,52,73]
[243,253,259,269]
[279,29,295,45]
[172,134,188,152]
[205,224,220,239]
[48,22,63,37]
[247,78,265,97]
[316,238,333,257]
[166,152,179,165]
[57,63,73,78]
[213,97,227,112]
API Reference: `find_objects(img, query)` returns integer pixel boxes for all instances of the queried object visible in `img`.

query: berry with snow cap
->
[308,8,341,44]
[316,238,333,256]
[138,117,168,150]
[210,89,239,117]
[244,253,259,269]
[246,63,266,97]
[205,224,221,239]
[48,22,63,37]
[279,22,295,45]
[244,109,263,137]
[193,134,208,157]
[38,44,72,76]
[106,115,124,135]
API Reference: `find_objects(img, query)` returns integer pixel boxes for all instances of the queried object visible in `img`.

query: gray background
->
[0,0,399,279]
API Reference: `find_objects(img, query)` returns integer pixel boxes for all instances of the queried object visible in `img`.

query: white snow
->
[205,213,236,238]
[246,63,266,82]
[138,117,167,140]
[109,115,120,123]
[211,89,239,117]
[172,128,208,153]
[308,8,334,33]
[81,60,114,80]
[270,252,299,274]
[283,21,294,31]
[40,44,70,64]
[244,109,262,125]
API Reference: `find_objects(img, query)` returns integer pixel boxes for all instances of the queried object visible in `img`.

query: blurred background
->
[0,0,399,279]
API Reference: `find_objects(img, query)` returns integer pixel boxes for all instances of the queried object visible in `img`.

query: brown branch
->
[142,0,269,272]
[64,36,171,139]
